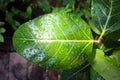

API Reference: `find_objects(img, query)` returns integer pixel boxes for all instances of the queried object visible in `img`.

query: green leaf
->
[90,49,120,80]
[62,0,75,10]
[5,11,20,30]
[0,27,5,33]
[61,62,90,80]
[90,68,105,80]
[92,0,120,37]
[113,48,120,56]
[0,21,5,26]
[36,0,51,12]
[88,20,100,35]
[11,7,32,19]
[0,34,4,42]
[26,6,32,19]
[13,12,94,70]
[52,5,72,14]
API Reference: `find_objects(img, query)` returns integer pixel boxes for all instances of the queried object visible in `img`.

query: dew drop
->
[48,58,56,66]
[33,51,46,62]
[23,47,40,58]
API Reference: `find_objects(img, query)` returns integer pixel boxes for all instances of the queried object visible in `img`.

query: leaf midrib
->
[14,38,98,43]
[99,0,113,39]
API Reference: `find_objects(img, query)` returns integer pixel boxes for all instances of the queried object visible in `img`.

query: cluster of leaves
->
[0,0,11,42]
[89,0,120,80]
[0,0,32,42]
[5,6,32,30]
[4,0,120,80]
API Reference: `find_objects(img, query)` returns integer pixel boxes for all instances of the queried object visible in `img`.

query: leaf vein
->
[69,15,91,40]
[70,42,91,66]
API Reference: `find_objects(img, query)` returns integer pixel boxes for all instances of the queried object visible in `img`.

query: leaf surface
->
[13,13,94,70]
[91,49,120,80]
[90,68,105,80]
[0,34,4,42]
[61,62,90,80]
[92,0,120,37]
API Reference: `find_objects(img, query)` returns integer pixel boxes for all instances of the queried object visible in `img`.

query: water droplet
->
[33,52,46,62]
[23,47,40,58]
[48,58,56,66]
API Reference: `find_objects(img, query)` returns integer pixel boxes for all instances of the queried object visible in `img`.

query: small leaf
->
[90,49,120,80]
[26,6,32,19]
[11,7,32,19]
[36,0,51,12]
[0,27,5,33]
[62,0,75,10]
[13,12,94,70]
[5,11,20,30]
[92,0,120,36]
[52,5,72,14]
[0,34,4,42]
[88,20,100,35]
[0,21,5,26]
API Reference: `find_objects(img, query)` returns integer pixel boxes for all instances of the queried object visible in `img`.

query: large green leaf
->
[92,0,120,37]
[13,12,94,70]
[90,49,120,80]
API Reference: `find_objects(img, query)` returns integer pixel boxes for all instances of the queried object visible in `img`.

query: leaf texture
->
[91,49,120,80]
[92,0,120,36]
[13,13,94,70]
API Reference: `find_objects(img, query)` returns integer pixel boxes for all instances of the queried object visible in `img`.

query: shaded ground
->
[0,52,60,80]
